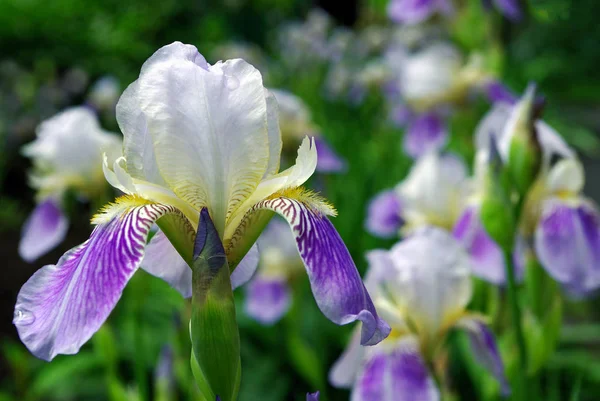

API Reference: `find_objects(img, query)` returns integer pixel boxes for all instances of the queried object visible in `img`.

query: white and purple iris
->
[13,42,390,361]
[365,151,467,238]
[18,107,123,262]
[473,85,600,295]
[387,0,521,25]
[330,228,509,400]
[384,41,490,158]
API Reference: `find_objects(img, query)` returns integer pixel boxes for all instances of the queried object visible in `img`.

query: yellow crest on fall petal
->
[91,195,153,225]
[270,186,337,217]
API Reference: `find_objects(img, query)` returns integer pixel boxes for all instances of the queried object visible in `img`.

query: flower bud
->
[504,84,542,196]
[190,209,241,401]
[480,138,516,252]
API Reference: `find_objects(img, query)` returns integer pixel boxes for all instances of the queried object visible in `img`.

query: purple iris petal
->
[459,318,510,396]
[404,113,448,158]
[306,391,320,401]
[453,206,507,284]
[485,81,518,105]
[365,190,403,239]
[19,198,69,262]
[534,199,600,296]
[244,277,291,325]
[142,230,192,298]
[493,0,522,21]
[352,342,439,401]
[14,202,179,361]
[256,196,391,345]
[388,0,453,25]
[315,137,347,173]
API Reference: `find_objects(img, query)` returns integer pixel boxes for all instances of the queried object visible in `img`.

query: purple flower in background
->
[13,42,389,362]
[18,107,122,262]
[306,391,320,401]
[481,0,522,21]
[330,228,509,399]
[534,159,600,296]
[365,190,403,238]
[244,218,301,325]
[403,112,448,158]
[388,0,454,25]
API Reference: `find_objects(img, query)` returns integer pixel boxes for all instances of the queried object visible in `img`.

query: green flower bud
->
[480,138,516,252]
[505,84,542,197]
[190,209,241,401]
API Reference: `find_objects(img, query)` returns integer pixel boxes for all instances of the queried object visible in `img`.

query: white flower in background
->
[87,76,121,112]
[330,228,509,400]
[365,151,467,237]
[19,107,122,262]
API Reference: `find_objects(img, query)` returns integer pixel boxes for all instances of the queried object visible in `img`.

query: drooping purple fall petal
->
[19,198,69,263]
[457,317,510,396]
[351,339,439,401]
[306,392,320,401]
[253,195,390,345]
[453,206,507,284]
[13,200,182,361]
[403,113,448,158]
[365,190,403,239]
[534,199,600,296]
[484,81,518,105]
[244,276,291,325]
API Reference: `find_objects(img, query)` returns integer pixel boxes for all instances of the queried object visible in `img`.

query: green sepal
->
[480,139,516,252]
[225,208,274,271]
[506,85,542,197]
[156,212,196,265]
[190,209,241,401]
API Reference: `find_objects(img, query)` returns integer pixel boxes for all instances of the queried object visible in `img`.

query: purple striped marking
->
[254,196,390,346]
[14,202,179,361]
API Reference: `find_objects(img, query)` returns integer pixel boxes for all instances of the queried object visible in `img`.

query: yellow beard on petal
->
[91,194,153,225]
[268,186,337,217]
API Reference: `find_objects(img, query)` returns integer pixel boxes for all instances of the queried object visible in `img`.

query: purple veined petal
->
[142,230,192,298]
[230,243,260,290]
[329,328,365,388]
[13,198,183,361]
[484,81,518,105]
[351,338,439,401]
[388,339,440,401]
[365,190,403,239]
[253,195,391,345]
[306,392,320,401]
[314,137,348,173]
[493,0,522,21]
[19,198,69,263]
[388,0,452,25]
[456,317,510,396]
[244,276,291,325]
[351,353,387,401]
[403,113,448,158]
[453,206,507,285]
[534,199,600,296]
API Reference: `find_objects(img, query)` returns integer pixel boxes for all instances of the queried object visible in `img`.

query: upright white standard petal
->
[384,228,472,338]
[23,106,122,199]
[119,42,272,233]
[396,152,467,231]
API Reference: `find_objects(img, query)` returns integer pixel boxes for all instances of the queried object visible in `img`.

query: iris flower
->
[471,85,600,295]
[330,228,509,400]
[19,107,122,262]
[365,151,467,238]
[14,42,389,361]
[387,0,521,24]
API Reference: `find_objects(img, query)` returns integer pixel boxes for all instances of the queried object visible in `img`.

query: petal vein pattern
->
[252,195,390,345]
[14,198,182,361]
